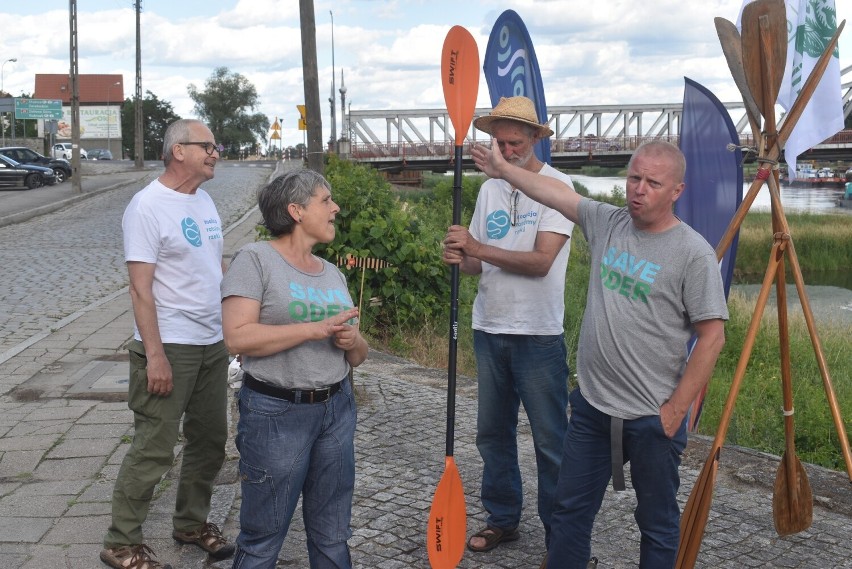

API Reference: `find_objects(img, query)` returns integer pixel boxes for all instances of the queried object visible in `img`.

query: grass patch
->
[734,211,852,276]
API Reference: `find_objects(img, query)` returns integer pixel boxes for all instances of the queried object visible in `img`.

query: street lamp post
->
[339,70,348,157]
[106,81,120,156]
[329,10,337,151]
[1,58,16,93]
[1,58,17,147]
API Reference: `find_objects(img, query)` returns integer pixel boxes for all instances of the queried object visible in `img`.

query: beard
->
[507,146,535,169]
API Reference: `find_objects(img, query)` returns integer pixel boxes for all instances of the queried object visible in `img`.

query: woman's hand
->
[328,308,369,367]
[316,308,360,341]
[333,322,361,351]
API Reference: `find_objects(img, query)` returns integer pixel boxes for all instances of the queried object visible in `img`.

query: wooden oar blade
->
[773,453,814,536]
[676,448,720,569]
[428,456,467,569]
[714,17,761,130]
[740,0,787,116]
[441,26,480,146]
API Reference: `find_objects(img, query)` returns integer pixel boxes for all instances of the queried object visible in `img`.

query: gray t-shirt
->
[221,241,354,390]
[577,199,729,419]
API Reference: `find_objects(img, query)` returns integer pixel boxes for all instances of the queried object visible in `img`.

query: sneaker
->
[173,522,235,560]
[100,544,172,569]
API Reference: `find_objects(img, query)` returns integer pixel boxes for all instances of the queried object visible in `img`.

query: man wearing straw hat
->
[442,96,574,555]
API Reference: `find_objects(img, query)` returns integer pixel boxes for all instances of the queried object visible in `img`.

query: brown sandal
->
[173,522,235,560]
[99,544,172,569]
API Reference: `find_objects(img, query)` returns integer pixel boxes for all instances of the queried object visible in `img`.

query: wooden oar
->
[677,235,786,569]
[741,0,787,124]
[767,172,813,535]
[746,3,817,528]
[714,17,761,134]
[427,24,479,569]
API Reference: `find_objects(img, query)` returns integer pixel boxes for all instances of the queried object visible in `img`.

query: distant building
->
[34,74,124,155]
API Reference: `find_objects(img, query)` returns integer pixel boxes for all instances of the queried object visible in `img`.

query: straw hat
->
[473,96,554,138]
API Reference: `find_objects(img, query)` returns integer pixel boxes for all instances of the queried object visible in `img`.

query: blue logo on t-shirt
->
[486,209,511,240]
[182,217,203,247]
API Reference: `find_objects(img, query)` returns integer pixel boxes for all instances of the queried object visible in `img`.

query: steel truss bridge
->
[341,68,852,172]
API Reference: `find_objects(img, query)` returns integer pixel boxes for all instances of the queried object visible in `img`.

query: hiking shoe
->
[100,544,172,569]
[173,522,235,560]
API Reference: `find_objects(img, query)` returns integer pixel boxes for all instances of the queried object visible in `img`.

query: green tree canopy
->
[188,67,270,156]
[120,91,181,160]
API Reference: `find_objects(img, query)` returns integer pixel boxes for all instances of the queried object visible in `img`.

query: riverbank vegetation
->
[313,158,852,471]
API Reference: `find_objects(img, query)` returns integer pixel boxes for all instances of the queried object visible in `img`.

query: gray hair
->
[258,169,332,237]
[162,119,205,166]
[628,140,686,183]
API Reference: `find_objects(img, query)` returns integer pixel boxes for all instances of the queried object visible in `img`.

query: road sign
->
[14,98,63,120]
[297,105,307,130]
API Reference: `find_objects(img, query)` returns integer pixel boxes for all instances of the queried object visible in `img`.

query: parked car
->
[0,146,72,183]
[87,148,113,160]
[0,154,57,189]
[52,143,88,160]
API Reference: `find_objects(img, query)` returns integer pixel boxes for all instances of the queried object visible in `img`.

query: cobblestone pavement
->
[0,161,272,357]
[0,162,850,568]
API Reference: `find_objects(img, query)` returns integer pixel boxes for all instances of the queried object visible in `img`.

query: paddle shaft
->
[445,145,463,457]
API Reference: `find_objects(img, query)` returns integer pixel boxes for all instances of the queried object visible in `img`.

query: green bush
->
[315,156,450,333]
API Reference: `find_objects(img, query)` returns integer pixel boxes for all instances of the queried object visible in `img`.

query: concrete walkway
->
[0,163,850,568]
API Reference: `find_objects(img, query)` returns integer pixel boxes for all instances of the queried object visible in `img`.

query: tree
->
[120,91,181,160]
[188,67,270,157]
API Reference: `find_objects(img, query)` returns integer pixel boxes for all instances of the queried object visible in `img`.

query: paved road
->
[0,161,272,357]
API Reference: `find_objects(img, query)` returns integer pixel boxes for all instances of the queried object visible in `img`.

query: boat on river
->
[783,164,847,187]
[838,198,852,208]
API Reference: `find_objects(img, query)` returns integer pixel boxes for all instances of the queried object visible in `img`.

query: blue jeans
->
[473,330,569,545]
[231,378,356,569]
[547,388,687,569]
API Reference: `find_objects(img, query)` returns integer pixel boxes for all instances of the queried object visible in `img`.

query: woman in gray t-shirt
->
[221,169,368,568]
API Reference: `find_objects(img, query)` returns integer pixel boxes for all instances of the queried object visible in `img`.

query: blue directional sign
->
[14,98,63,120]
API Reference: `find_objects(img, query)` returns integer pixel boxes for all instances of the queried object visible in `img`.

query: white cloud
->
[1,0,849,148]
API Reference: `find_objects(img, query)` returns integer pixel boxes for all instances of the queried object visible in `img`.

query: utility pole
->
[134,0,144,168]
[299,0,323,174]
[69,0,81,194]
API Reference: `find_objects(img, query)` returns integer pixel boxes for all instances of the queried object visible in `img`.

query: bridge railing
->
[346,130,852,164]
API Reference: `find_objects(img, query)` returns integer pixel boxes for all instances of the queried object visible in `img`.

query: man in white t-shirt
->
[101,119,234,569]
[442,96,574,556]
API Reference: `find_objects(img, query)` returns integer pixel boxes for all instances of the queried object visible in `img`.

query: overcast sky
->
[1,0,850,147]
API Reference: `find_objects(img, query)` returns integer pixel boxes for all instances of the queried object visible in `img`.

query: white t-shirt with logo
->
[122,178,224,345]
[469,164,575,335]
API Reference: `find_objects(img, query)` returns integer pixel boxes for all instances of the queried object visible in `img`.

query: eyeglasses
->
[180,142,224,155]
[509,188,520,226]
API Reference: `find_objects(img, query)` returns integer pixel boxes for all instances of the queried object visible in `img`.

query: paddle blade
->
[676,448,720,569]
[740,0,787,117]
[773,453,813,536]
[441,26,480,146]
[428,456,466,569]
[714,17,761,131]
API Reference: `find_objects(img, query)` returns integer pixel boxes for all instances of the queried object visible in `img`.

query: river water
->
[570,175,849,214]
[570,175,851,292]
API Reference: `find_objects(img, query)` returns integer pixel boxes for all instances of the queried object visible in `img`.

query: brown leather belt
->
[243,372,343,404]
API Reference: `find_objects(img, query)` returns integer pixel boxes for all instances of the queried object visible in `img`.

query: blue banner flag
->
[677,77,743,432]
[482,10,551,164]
